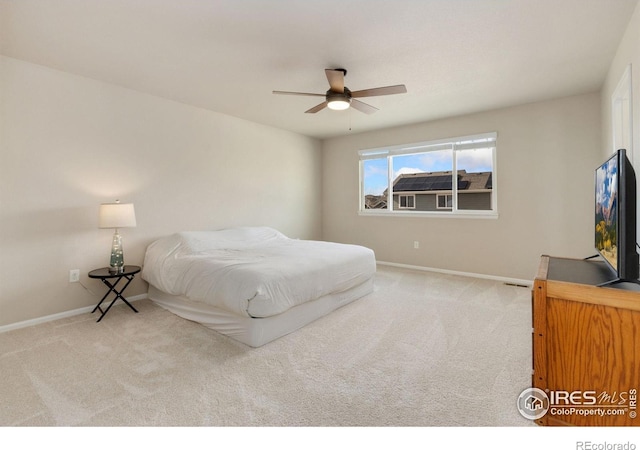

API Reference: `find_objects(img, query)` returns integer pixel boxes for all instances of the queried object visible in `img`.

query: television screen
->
[594,148,639,286]
[595,152,619,272]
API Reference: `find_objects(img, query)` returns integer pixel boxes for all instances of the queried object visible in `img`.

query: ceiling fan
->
[273,68,407,114]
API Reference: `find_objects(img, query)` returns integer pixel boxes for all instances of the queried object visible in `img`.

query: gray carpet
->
[0,265,534,427]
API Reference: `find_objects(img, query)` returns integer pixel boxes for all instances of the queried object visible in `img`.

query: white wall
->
[321,93,602,281]
[0,56,322,327]
[600,1,640,267]
[601,1,640,161]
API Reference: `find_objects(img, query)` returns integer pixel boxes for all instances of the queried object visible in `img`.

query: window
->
[359,132,497,217]
[399,194,415,209]
[437,194,452,210]
[362,157,389,210]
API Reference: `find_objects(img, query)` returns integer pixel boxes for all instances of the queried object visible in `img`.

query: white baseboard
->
[0,293,147,334]
[1,263,531,333]
[376,261,533,287]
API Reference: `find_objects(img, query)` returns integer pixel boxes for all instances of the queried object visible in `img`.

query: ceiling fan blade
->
[273,90,325,97]
[350,99,379,114]
[325,69,345,93]
[305,101,328,113]
[351,84,407,98]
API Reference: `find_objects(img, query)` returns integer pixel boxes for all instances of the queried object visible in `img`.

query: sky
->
[363,148,493,196]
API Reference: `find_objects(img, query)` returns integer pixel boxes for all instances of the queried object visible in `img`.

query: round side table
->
[88,265,141,322]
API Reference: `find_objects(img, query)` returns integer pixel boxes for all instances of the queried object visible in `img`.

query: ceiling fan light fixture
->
[327,98,351,110]
[326,89,352,110]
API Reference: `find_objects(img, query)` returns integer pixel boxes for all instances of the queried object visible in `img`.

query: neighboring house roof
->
[392,170,492,192]
[364,195,387,209]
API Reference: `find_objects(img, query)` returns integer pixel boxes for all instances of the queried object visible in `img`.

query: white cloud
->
[456,148,493,172]
[394,167,424,178]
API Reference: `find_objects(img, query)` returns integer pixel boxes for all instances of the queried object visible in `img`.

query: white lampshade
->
[99,201,137,229]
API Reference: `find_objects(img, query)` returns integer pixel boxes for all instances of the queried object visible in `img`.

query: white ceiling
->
[1,0,638,139]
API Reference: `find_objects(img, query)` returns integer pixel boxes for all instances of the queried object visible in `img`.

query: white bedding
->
[141,227,376,318]
[147,278,374,347]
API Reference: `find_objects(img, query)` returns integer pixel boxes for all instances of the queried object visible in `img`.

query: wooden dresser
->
[532,255,640,426]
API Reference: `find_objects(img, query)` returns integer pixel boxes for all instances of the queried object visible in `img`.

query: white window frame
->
[398,194,416,209]
[358,132,498,219]
[436,194,453,210]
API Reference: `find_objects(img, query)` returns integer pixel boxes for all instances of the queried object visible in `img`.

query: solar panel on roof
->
[395,175,458,191]
[430,176,452,190]
[394,173,488,192]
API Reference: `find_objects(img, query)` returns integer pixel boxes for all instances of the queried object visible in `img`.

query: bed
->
[141,227,376,347]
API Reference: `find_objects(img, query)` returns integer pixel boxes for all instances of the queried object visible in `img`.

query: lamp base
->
[109,229,125,274]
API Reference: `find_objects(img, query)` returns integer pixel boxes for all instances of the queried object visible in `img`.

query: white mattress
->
[148,278,374,347]
[141,227,376,318]
[141,227,377,346]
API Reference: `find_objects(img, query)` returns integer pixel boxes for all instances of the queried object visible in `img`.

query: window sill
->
[358,210,499,219]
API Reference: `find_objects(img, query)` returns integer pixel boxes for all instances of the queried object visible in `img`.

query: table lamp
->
[99,200,137,273]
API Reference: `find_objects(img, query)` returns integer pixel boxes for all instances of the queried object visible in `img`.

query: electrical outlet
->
[414,241,420,249]
[69,269,80,283]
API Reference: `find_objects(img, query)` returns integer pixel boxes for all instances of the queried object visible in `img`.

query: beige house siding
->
[391,170,492,212]
[392,191,492,211]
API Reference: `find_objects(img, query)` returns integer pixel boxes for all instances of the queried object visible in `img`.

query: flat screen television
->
[594,148,639,286]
